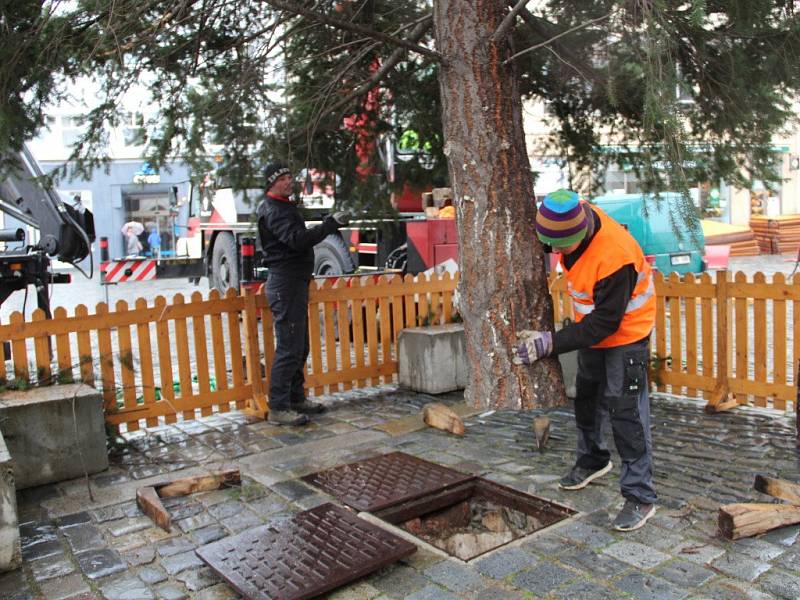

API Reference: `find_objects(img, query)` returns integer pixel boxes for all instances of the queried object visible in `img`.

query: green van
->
[591,192,705,274]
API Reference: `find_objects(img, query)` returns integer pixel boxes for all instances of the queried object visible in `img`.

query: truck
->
[0,145,96,317]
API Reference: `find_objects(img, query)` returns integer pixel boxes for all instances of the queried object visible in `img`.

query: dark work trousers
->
[573,338,658,505]
[266,272,311,411]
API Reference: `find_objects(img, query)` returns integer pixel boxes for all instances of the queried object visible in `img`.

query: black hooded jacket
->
[256,194,337,277]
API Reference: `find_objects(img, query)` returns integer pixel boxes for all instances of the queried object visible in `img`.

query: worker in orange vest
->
[513,188,658,532]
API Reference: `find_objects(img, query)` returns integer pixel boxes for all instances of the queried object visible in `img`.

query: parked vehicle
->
[591,192,707,274]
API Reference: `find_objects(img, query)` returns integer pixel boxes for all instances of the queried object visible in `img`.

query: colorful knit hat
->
[535,189,588,247]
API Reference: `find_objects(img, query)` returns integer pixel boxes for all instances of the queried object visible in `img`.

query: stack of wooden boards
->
[719,475,800,540]
[701,220,761,257]
[750,214,800,254]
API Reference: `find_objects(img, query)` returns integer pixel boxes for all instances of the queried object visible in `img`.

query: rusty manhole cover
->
[301,451,475,512]
[196,502,416,600]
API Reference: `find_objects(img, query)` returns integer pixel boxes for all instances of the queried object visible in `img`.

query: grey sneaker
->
[613,500,656,532]
[268,410,309,426]
[291,400,326,414]
[558,461,613,490]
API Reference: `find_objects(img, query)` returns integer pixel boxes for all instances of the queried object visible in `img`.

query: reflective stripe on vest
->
[569,270,654,316]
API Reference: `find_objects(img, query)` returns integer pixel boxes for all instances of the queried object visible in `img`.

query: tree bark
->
[433,0,566,409]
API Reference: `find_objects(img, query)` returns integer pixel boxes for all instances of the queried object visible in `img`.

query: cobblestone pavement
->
[4,387,800,599]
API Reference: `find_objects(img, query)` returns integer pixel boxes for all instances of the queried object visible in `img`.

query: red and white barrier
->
[101,259,157,282]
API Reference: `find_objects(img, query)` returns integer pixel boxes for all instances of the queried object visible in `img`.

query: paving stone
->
[154,583,188,600]
[270,479,316,501]
[138,565,168,585]
[223,508,263,533]
[107,516,153,537]
[555,520,617,550]
[77,548,127,580]
[653,558,715,588]
[602,541,671,570]
[730,537,786,561]
[423,560,485,592]
[30,552,76,581]
[558,548,630,579]
[100,576,155,599]
[326,581,383,600]
[121,545,156,566]
[615,572,689,600]
[757,568,800,599]
[463,586,525,600]
[58,512,93,528]
[775,549,800,573]
[64,524,107,553]
[404,585,460,600]
[697,578,774,600]
[175,566,221,592]
[156,536,195,557]
[551,580,622,600]
[207,500,244,520]
[473,546,538,579]
[175,511,216,533]
[0,568,34,600]
[109,531,148,553]
[671,539,726,565]
[38,572,91,600]
[161,549,205,575]
[511,561,577,596]
[520,532,576,556]
[370,564,430,597]
[168,501,204,521]
[245,495,287,517]
[21,537,64,561]
[710,552,772,582]
[194,583,241,600]
[759,524,800,547]
[190,524,228,545]
[624,525,686,552]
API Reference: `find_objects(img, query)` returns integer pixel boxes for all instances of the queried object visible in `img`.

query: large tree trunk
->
[434,1,566,409]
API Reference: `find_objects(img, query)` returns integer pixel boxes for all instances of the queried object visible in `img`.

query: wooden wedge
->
[754,475,800,505]
[423,403,465,436]
[155,469,241,499]
[137,486,171,532]
[718,502,800,540]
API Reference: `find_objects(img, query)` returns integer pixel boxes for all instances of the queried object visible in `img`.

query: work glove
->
[512,330,553,365]
[322,211,350,233]
[332,211,350,226]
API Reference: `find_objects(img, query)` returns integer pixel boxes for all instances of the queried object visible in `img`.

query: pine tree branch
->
[259,0,443,63]
[492,0,528,43]
[503,10,613,65]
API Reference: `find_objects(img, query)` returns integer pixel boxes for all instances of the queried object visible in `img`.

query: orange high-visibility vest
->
[560,203,656,348]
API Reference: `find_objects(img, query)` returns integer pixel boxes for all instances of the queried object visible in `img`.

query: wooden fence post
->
[242,287,268,419]
[706,270,736,413]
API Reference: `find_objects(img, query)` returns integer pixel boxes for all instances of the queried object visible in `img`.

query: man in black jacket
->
[257,163,349,426]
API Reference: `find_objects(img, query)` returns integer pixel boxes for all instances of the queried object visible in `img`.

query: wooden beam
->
[754,475,800,505]
[154,469,241,499]
[718,503,800,540]
[423,403,465,436]
[137,486,171,532]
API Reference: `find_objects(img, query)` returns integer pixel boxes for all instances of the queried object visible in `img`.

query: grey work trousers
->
[266,272,311,411]
[573,338,658,505]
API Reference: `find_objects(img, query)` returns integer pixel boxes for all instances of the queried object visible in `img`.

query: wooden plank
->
[654,273,667,393]
[728,377,795,402]
[135,298,158,428]
[772,274,788,410]
[225,288,246,410]
[154,295,177,425]
[441,272,453,323]
[795,274,800,414]
[650,370,716,391]
[208,290,229,411]
[700,273,714,400]
[734,272,749,404]
[137,486,171,532]
[684,273,698,398]
[259,294,274,395]
[404,274,418,329]
[417,273,430,325]
[718,503,800,540]
[364,277,379,386]
[322,281,338,393]
[706,270,731,412]
[155,469,241,498]
[309,277,458,303]
[378,279,392,384]
[728,282,800,301]
[75,304,94,385]
[307,282,325,395]
[0,316,6,384]
[754,475,800,504]
[305,361,398,388]
[668,273,683,395]
[53,307,73,384]
[241,288,267,417]
[95,302,117,415]
[654,279,716,299]
[429,287,442,326]
[752,272,768,407]
[105,386,254,425]
[423,403,465,436]
[336,279,353,391]
[350,278,367,388]
[172,294,194,421]
[115,300,138,430]
[190,291,212,417]
[31,309,51,385]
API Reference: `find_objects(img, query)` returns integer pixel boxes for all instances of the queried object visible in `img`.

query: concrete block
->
[0,383,108,489]
[0,432,20,572]
[558,351,577,399]
[398,323,467,394]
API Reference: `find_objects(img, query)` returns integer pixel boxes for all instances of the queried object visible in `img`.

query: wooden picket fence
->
[551,270,800,412]
[0,272,459,433]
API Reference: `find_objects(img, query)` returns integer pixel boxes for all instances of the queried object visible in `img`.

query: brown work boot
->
[291,399,326,414]
[268,410,309,426]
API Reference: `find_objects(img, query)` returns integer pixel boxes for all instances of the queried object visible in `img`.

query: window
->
[61,115,84,148]
[122,112,146,146]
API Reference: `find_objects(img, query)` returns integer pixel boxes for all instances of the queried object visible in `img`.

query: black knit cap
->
[263,163,291,190]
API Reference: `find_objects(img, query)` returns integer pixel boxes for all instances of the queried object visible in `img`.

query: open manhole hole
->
[303,452,576,562]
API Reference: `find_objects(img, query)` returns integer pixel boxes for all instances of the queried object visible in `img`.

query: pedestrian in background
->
[513,188,658,531]
[148,227,161,259]
[125,226,142,256]
[257,163,350,426]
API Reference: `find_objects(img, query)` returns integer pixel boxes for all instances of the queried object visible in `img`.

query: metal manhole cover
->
[301,451,475,512]
[196,502,416,600]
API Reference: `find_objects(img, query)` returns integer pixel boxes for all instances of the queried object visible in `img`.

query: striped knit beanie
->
[535,189,588,247]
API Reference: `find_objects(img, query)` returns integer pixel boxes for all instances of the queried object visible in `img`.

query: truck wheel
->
[211,233,239,294]
[314,234,354,276]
